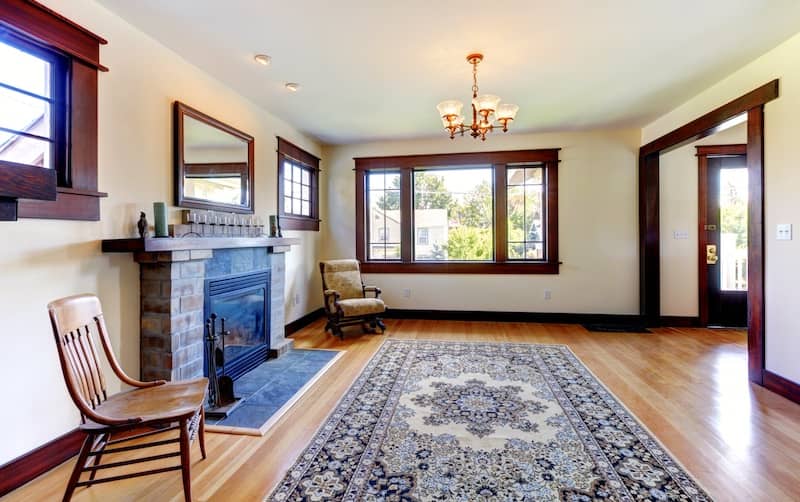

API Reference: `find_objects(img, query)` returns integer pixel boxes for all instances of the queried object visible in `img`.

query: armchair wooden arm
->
[363,286,382,298]
[323,289,341,312]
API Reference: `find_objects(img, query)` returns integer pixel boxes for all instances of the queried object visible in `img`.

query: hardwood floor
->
[4,320,800,501]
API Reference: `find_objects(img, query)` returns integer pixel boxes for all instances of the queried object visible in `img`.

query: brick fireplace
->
[102,237,298,382]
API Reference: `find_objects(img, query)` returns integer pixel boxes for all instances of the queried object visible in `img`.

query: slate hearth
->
[207,348,340,429]
[101,237,299,382]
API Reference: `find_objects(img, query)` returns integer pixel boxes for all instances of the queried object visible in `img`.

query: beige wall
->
[659,123,747,316]
[0,0,323,464]
[643,32,800,383]
[323,129,641,314]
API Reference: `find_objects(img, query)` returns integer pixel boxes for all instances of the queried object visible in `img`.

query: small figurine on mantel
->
[137,211,149,238]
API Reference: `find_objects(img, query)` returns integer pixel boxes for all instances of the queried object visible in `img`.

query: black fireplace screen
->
[204,271,270,380]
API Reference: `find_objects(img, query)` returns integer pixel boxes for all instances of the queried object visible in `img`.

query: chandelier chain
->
[472,61,479,97]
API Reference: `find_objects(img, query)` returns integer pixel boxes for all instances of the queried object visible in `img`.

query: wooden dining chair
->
[48,294,208,502]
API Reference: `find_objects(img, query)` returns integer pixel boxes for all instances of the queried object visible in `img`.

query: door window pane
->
[720,168,748,291]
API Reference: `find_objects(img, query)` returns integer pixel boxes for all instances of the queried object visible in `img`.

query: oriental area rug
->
[267,340,711,501]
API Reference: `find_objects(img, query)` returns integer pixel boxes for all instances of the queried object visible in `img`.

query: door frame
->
[638,79,778,385]
[696,144,747,327]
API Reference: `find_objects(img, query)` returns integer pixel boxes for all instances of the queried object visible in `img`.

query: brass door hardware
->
[706,244,719,265]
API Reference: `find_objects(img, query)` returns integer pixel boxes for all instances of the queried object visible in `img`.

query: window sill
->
[360,261,559,274]
[280,214,320,231]
[19,186,108,221]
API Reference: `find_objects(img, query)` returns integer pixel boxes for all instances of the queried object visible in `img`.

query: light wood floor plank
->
[4,320,800,501]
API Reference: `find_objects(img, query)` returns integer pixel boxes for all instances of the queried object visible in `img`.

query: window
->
[0,36,67,175]
[355,149,559,274]
[417,227,429,246]
[277,137,320,231]
[0,0,107,221]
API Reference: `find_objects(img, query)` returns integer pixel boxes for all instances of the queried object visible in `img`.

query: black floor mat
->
[582,324,652,333]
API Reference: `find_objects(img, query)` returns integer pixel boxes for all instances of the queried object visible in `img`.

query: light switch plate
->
[777,223,792,241]
[673,230,689,240]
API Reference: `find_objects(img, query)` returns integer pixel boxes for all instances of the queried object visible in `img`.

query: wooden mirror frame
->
[173,101,255,214]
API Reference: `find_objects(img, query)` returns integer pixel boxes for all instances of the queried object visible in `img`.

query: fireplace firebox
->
[204,270,271,381]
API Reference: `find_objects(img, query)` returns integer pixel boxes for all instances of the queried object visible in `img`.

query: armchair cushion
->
[337,298,386,317]
[321,259,364,300]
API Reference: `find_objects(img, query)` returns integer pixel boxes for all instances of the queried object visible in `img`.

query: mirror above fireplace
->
[174,101,255,213]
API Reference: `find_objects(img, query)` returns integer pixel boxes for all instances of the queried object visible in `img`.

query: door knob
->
[706,244,718,265]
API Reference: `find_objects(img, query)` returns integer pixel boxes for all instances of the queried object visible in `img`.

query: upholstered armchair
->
[319,259,386,339]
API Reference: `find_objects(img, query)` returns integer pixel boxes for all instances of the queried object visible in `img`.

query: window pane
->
[301,185,310,201]
[413,168,493,261]
[301,168,310,185]
[507,185,525,243]
[0,41,51,98]
[720,168,748,291]
[368,172,385,190]
[525,185,543,242]
[284,196,292,213]
[292,164,302,182]
[524,167,543,184]
[508,242,524,259]
[284,178,292,197]
[367,171,401,261]
[525,243,543,260]
[283,161,293,179]
[0,87,51,138]
[301,200,310,216]
[385,244,400,259]
[0,133,50,168]
[292,197,300,214]
[292,181,301,198]
[507,165,546,261]
[507,168,524,186]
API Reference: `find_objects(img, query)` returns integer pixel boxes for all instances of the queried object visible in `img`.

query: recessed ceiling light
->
[254,54,271,66]
[285,82,300,92]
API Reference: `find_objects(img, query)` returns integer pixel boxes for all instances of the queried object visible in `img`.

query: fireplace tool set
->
[204,313,241,419]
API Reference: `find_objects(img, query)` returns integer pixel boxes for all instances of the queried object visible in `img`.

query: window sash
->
[0,32,68,178]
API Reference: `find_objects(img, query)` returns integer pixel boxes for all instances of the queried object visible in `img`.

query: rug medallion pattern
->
[268,340,711,501]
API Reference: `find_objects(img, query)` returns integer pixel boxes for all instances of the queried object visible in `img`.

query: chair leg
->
[88,433,109,481]
[63,433,94,502]
[179,419,192,502]
[198,408,207,460]
[377,319,386,333]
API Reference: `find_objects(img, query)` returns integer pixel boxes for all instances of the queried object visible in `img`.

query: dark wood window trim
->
[354,149,560,274]
[277,137,320,231]
[1,0,108,221]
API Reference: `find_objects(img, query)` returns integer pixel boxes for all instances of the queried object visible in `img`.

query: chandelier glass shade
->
[437,53,518,140]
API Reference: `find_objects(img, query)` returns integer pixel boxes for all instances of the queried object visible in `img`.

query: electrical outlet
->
[544,290,552,300]
[402,288,411,298]
[777,223,792,241]
[294,293,301,305]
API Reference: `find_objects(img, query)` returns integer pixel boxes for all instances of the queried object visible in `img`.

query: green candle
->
[153,202,168,237]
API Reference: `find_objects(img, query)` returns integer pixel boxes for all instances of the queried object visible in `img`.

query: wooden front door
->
[699,148,748,327]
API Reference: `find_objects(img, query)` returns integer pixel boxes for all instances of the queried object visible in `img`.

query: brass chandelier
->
[437,53,519,141]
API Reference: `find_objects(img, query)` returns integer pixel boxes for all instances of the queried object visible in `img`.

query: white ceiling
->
[98,0,800,145]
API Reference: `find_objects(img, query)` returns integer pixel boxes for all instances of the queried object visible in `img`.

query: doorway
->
[698,145,747,327]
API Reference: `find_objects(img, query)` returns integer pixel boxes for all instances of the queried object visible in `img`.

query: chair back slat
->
[73,326,106,407]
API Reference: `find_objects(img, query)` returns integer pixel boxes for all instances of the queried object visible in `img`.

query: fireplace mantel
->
[101,236,300,253]
[101,236,301,382]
